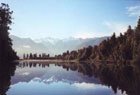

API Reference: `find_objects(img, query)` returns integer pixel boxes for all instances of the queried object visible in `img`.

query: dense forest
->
[24,18,140,63]
[56,18,140,63]
[0,3,19,63]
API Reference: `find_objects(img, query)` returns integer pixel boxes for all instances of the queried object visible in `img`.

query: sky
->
[1,0,140,39]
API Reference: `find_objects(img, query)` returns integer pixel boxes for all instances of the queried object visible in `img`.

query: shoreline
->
[14,59,136,68]
[19,59,78,63]
[18,59,133,64]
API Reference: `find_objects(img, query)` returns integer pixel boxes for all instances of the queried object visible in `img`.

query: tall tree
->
[0,3,19,63]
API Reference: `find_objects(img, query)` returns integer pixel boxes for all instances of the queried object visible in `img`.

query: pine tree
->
[0,3,19,63]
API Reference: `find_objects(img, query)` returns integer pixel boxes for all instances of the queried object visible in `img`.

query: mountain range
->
[10,35,108,58]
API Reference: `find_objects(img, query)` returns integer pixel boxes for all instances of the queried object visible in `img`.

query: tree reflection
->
[0,61,17,95]
[57,62,140,95]
[16,62,140,95]
[19,62,50,68]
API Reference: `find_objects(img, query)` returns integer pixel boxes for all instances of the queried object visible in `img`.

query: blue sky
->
[1,0,140,39]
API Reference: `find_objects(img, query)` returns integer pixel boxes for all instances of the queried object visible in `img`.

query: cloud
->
[127,6,140,16]
[73,82,107,90]
[103,21,128,36]
[21,72,30,76]
[23,45,31,49]
[73,82,95,89]
[73,32,96,39]
[73,26,103,39]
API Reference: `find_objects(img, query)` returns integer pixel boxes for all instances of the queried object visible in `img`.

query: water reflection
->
[1,61,139,95]
[58,62,140,95]
[0,61,17,95]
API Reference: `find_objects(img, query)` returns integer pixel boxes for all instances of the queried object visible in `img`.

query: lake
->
[1,61,139,95]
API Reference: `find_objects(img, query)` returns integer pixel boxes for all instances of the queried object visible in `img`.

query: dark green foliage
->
[23,53,51,59]
[56,62,140,95]
[0,3,19,63]
[59,18,140,62]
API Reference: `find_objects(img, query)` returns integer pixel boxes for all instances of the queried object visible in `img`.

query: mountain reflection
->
[0,61,17,95]
[1,61,140,95]
[11,62,101,85]
[17,62,139,95]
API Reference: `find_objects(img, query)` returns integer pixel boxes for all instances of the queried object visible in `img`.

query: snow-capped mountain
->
[10,35,108,58]
[34,37,108,55]
[35,37,60,45]
[10,35,49,58]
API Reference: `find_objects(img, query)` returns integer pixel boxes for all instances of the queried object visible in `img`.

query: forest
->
[24,18,140,63]
[0,3,19,63]
[0,1,140,95]
[1,2,140,64]
[55,18,140,63]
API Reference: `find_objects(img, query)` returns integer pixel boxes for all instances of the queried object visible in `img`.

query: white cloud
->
[73,82,108,90]
[21,72,30,76]
[74,21,129,39]
[23,45,31,49]
[127,6,140,16]
[73,32,96,39]
[73,26,102,39]
[127,6,140,11]
[73,82,95,89]
[73,82,127,95]
[103,21,128,36]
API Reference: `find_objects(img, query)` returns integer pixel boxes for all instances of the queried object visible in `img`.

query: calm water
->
[1,61,140,95]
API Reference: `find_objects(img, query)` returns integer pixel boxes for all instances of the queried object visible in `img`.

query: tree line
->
[57,17,140,63]
[0,3,19,63]
[23,53,51,59]
[24,17,140,63]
